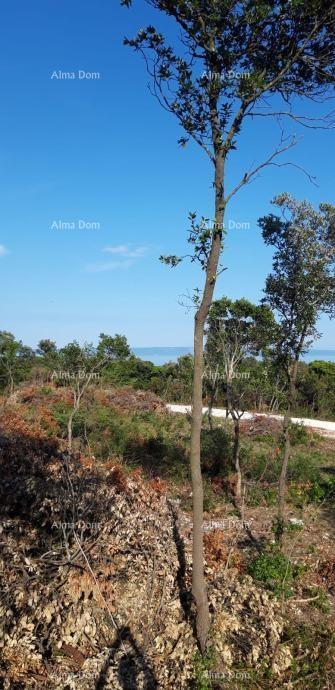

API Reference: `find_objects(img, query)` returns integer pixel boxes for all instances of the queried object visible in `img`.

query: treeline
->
[1,329,335,420]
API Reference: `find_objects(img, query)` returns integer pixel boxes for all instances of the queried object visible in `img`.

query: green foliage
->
[0,331,34,391]
[35,334,132,385]
[307,476,335,503]
[97,332,131,361]
[246,485,277,507]
[260,194,335,370]
[285,521,303,533]
[123,0,335,158]
[296,360,335,419]
[102,357,157,388]
[200,427,231,475]
[37,339,57,356]
[203,479,221,512]
[306,587,330,614]
[3,326,335,420]
[75,405,190,481]
[193,646,216,690]
[287,448,321,483]
[248,547,299,598]
[57,340,97,376]
[101,353,194,402]
[284,622,335,688]
[288,422,309,446]
[205,297,277,415]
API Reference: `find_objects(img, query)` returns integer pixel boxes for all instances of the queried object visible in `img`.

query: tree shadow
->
[94,626,158,690]
[167,500,195,630]
[123,436,188,480]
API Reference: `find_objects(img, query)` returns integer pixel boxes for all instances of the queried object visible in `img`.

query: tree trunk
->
[278,412,290,519]
[67,389,81,452]
[227,377,242,507]
[233,417,242,503]
[67,373,93,453]
[190,316,210,654]
[190,150,225,654]
[277,359,299,542]
[207,386,216,431]
[67,412,74,451]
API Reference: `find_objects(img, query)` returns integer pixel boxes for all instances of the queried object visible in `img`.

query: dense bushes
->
[1,328,335,420]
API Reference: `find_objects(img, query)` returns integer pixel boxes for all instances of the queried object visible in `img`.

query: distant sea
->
[132,347,193,366]
[132,347,335,366]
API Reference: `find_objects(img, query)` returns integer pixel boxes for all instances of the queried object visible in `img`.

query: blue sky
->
[0,0,334,349]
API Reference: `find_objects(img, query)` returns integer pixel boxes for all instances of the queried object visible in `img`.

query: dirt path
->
[166,403,335,438]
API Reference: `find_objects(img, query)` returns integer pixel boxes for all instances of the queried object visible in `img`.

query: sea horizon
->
[132,347,335,367]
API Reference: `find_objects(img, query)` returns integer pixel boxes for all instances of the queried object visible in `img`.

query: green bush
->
[246,484,277,507]
[82,406,190,480]
[242,445,280,483]
[284,622,335,688]
[248,547,299,598]
[288,475,335,507]
[288,422,309,446]
[200,427,232,475]
[287,448,321,483]
[308,476,335,503]
[193,646,216,690]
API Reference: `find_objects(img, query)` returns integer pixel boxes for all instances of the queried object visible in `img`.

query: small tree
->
[259,193,335,539]
[121,0,335,651]
[57,341,108,451]
[205,298,275,503]
[37,339,58,357]
[0,331,34,396]
[97,333,131,361]
[164,354,194,402]
[36,339,59,379]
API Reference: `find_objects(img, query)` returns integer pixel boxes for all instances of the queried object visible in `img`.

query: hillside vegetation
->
[1,381,334,689]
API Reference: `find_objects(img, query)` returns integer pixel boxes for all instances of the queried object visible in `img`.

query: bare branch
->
[225,134,317,204]
[248,109,335,130]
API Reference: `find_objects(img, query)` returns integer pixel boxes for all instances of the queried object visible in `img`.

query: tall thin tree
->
[121,0,335,651]
[259,193,335,541]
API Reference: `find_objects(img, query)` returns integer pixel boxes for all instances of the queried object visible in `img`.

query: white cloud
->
[0,245,8,256]
[102,245,129,255]
[85,245,147,273]
[103,245,147,258]
[85,259,134,273]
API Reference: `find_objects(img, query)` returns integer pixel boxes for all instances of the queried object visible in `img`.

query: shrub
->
[246,484,277,507]
[193,647,216,690]
[284,622,335,688]
[308,476,335,503]
[248,547,299,598]
[288,422,309,446]
[200,428,232,475]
